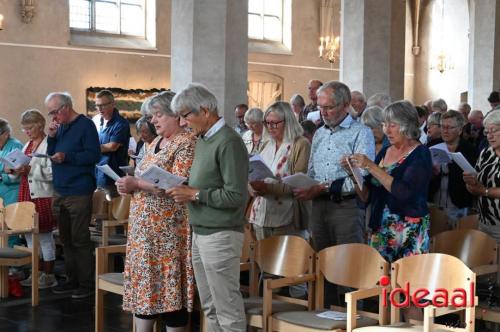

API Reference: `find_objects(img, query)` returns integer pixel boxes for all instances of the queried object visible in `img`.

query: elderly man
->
[458,102,471,122]
[168,83,248,332]
[92,90,130,197]
[350,90,367,119]
[462,109,486,152]
[234,103,249,136]
[299,79,323,123]
[294,81,375,251]
[45,92,100,298]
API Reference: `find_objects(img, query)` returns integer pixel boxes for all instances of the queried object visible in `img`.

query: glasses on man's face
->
[95,101,112,109]
[484,127,500,136]
[263,120,284,129]
[441,125,459,131]
[180,110,194,119]
[318,104,337,111]
[48,104,65,116]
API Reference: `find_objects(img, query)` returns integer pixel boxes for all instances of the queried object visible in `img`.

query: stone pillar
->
[468,0,500,112]
[340,0,406,100]
[171,0,248,125]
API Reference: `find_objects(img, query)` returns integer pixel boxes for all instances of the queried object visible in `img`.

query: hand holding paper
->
[0,149,31,169]
[96,164,121,181]
[137,165,186,190]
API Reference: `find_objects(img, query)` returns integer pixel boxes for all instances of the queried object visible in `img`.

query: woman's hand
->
[463,172,485,196]
[339,156,352,175]
[249,180,268,196]
[13,165,31,176]
[349,153,373,170]
[116,176,139,195]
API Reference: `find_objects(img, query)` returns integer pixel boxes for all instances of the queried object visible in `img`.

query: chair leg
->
[0,266,8,298]
[95,288,104,332]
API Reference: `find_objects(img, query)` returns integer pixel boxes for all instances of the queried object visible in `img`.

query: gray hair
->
[367,93,392,108]
[0,118,11,136]
[171,83,218,115]
[140,96,153,116]
[351,90,366,103]
[360,106,384,129]
[484,110,500,127]
[317,80,351,106]
[146,91,177,117]
[244,108,264,124]
[44,92,73,108]
[290,94,305,107]
[383,101,421,140]
[263,101,303,142]
[441,110,465,129]
[21,109,46,129]
[432,98,448,112]
[458,102,471,113]
[427,112,442,126]
[135,116,157,136]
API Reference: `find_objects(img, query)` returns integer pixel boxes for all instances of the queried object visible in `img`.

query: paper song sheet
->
[429,143,451,165]
[96,165,121,181]
[347,158,364,190]
[138,165,186,190]
[450,152,477,175]
[0,149,31,169]
[282,173,319,189]
[249,155,275,181]
[316,311,360,321]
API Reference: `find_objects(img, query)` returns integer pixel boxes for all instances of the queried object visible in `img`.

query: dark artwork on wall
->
[86,87,168,122]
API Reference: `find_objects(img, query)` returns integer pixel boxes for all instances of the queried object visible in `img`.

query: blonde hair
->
[21,109,46,129]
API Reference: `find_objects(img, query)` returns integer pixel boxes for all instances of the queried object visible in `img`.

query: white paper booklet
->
[316,311,360,321]
[347,158,364,190]
[306,110,321,123]
[128,137,137,152]
[0,149,31,169]
[429,143,451,165]
[138,165,186,190]
[249,155,275,181]
[282,172,319,189]
[119,165,135,176]
[450,152,477,175]
[96,165,121,181]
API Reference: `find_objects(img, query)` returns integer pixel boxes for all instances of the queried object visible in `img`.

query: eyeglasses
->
[95,101,112,109]
[484,127,500,136]
[441,125,459,131]
[180,110,194,119]
[318,104,337,111]
[48,104,65,116]
[263,120,284,129]
[21,126,35,133]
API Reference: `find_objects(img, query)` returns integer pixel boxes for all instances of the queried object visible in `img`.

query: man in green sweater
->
[168,83,248,331]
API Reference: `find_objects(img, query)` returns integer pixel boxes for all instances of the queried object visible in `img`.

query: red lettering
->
[412,288,430,308]
[390,282,410,308]
[469,282,475,307]
[432,288,449,307]
[380,276,390,307]
[451,289,467,307]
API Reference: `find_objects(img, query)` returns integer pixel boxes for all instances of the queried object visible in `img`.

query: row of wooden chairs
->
[429,207,479,237]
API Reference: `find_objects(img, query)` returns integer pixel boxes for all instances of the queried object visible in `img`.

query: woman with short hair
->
[0,118,23,207]
[248,101,311,240]
[361,106,390,155]
[426,112,443,147]
[132,116,157,166]
[242,108,266,154]
[16,109,58,289]
[290,94,306,121]
[347,101,433,262]
[116,91,195,332]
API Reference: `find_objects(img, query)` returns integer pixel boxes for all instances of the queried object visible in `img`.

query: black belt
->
[316,193,356,201]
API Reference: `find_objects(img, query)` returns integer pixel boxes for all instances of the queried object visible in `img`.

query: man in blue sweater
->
[45,92,101,298]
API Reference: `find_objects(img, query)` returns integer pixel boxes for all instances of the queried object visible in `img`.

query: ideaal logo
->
[379,275,475,308]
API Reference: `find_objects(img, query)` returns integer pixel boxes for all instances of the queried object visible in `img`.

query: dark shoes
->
[71,287,93,299]
[52,282,78,294]
[53,281,92,299]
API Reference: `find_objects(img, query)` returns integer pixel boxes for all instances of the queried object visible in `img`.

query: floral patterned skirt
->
[369,207,430,263]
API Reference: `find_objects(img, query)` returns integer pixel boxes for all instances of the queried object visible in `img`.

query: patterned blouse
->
[475,147,500,226]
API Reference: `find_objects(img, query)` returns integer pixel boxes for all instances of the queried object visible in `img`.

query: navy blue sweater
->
[47,115,101,196]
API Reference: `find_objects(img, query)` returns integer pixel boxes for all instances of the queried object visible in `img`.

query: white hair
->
[44,92,73,108]
[171,83,218,115]
[484,110,500,126]
[367,93,391,109]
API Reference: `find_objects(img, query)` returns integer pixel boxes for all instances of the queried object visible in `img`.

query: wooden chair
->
[101,195,131,246]
[353,253,477,332]
[0,202,39,306]
[270,243,389,332]
[457,214,479,230]
[429,206,450,237]
[245,235,315,332]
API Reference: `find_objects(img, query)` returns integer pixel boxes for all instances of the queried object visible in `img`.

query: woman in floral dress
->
[347,101,433,262]
[116,91,195,332]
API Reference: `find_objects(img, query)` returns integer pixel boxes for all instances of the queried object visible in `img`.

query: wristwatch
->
[194,190,200,202]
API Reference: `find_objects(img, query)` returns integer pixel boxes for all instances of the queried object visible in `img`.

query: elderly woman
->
[429,111,477,227]
[426,112,443,147]
[464,110,500,242]
[116,91,195,332]
[290,94,306,121]
[132,116,157,166]
[15,110,58,289]
[347,101,432,262]
[361,106,390,155]
[241,107,266,154]
[248,101,311,240]
[0,118,23,206]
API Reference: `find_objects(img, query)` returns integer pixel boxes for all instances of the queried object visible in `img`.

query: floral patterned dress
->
[123,132,195,315]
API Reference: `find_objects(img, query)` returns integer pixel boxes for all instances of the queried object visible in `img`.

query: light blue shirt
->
[308,114,375,194]
[203,117,225,140]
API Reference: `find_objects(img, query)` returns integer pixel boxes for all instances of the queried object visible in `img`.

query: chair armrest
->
[102,219,128,228]
[0,229,36,236]
[345,286,389,331]
[424,296,478,318]
[472,264,499,276]
[13,245,32,253]
[345,286,385,303]
[265,274,315,290]
[96,245,126,275]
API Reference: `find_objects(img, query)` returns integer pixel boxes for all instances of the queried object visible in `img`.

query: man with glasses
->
[233,103,249,136]
[93,90,130,197]
[45,92,100,299]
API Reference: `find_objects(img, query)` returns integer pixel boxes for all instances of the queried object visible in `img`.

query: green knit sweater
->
[188,125,249,235]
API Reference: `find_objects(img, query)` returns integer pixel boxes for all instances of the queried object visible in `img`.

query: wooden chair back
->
[457,214,479,230]
[392,253,475,306]
[318,243,389,289]
[254,235,314,277]
[92,189,109,220]
[431,229,497,270]
[4,202,37,231]
[241,224,255,264]
[429,206,450,237]
[110,195,131,220]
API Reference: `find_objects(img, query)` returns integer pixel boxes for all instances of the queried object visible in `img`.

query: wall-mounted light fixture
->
[21,0,36,24]
[0,14,4,30]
